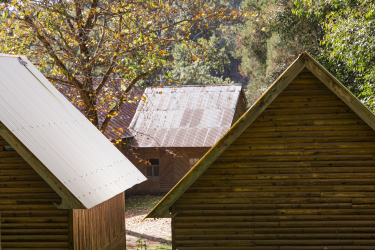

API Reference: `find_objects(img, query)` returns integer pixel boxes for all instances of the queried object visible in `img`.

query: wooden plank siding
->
[73,192,126,250]
[232,91,247,125]
[124,148,209,196]
[0,136,69,249]
[172,69,375,249]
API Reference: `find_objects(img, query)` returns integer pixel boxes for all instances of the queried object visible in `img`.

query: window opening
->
[146,159,160,177]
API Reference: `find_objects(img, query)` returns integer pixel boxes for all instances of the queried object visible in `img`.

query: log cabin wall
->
[124,147,209,196]
[232,91,247,125]
[0,136,70,249]
[72,192,125,250]
[173,68,375,249]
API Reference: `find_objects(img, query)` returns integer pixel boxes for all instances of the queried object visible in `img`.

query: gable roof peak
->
[145,52,375,218]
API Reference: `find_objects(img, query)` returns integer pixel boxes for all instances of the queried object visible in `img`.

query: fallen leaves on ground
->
[126,195,171,250]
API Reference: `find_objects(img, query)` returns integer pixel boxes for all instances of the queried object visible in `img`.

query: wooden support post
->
[69,209,74,250]
[170,205,176,250]
[172,217,176,250]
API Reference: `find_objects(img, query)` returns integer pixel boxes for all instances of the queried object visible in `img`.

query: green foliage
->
[234,0,269,104]
[136,237,147,250]
[168,35,236,86]
[235,0,302,104]
[292,0,375,109]
[236,0,375,110]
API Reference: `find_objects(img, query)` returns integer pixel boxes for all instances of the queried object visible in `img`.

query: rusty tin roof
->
[129,85,242,147]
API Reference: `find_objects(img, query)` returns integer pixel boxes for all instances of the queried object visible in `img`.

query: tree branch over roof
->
[23,16,83,90]
[100,66,159,132]
[0,0,246,137]
[46,76,75,87]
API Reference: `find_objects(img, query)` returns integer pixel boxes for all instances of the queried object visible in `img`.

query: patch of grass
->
[146,244,172,250]
[125,196,164,213]
[135,237,172,250]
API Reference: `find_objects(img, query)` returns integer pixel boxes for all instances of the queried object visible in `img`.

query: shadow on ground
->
[126,196,171,250]
[127,229,171,244]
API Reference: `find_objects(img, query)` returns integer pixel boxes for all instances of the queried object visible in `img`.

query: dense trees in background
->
[1,0,374,124]
[235,0,322,104]
[293,0,375,109]
[235,0,375,109]
[141,0,247,88]
[168,35,235,86]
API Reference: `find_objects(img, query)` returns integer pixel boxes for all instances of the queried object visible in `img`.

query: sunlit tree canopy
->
[0,0,245,135]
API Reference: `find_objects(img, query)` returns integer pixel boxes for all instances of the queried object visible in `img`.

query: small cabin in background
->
[124,85,247,196]
[0,55,146,249]
[147,52,375,249]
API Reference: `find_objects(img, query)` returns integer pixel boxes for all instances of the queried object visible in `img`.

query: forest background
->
[0,0,374,137]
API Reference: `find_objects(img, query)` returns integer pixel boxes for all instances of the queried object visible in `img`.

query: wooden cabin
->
[124,85,247,196]
[146,52,375,249]
[0,55,146,249]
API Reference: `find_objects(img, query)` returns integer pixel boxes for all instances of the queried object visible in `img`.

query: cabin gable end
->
[171,67,375,249]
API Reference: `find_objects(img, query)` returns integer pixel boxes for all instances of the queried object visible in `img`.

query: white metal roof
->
[0,54,146,209]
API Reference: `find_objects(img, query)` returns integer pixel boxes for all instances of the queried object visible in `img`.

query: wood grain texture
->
[73,192,125,250]
[0,136,69,249]
[172,68,375,249]
[305,56,375,132]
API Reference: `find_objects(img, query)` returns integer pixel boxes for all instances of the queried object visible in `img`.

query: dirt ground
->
[126,196,172,250]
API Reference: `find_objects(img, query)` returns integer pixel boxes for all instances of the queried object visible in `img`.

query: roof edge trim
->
[0,122,86,209]
[145,53,307,219]
[305,54,375,131]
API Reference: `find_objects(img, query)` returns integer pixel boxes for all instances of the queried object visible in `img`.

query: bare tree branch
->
[95,15,122,95]
[99,67,159,132]
[46,76,75,87]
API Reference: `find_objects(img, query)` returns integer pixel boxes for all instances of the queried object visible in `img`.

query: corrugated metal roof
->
[0,55,146,209]
[56,80,143,140]
[129,85,242,147]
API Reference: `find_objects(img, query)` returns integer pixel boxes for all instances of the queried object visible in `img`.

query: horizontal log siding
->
[173,69,375,249]
[0,136,69,250]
